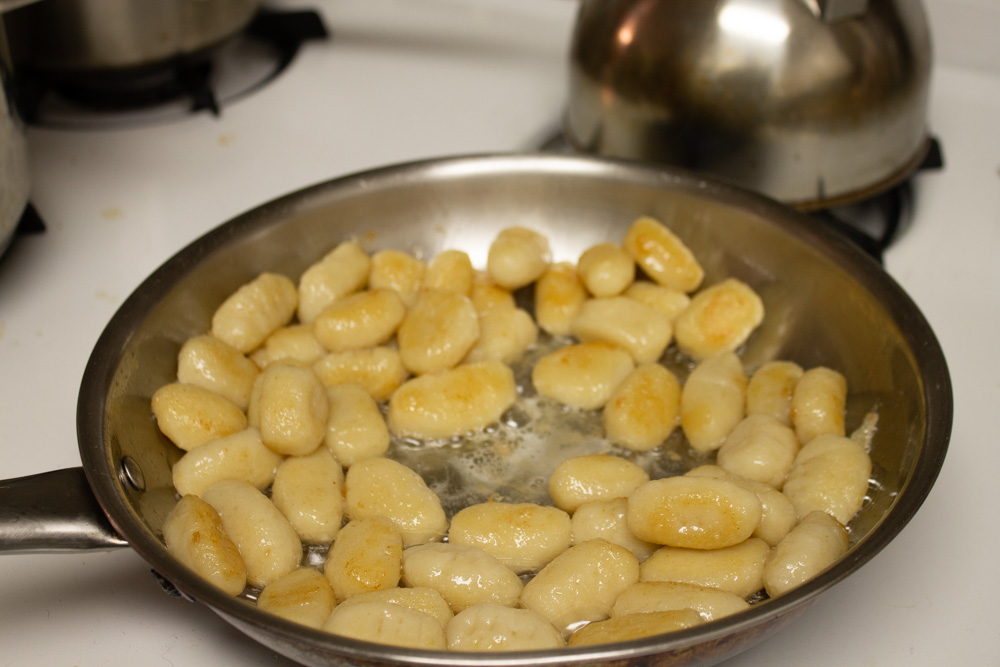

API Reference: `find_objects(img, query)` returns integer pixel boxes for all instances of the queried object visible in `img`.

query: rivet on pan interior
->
[120,456,146,492]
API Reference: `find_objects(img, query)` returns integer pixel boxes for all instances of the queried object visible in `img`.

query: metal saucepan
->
[0,154,951,665]
[564,0,934,210]
[4,0,259,74]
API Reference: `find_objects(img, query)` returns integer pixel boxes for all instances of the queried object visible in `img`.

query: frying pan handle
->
[0,468,129,553]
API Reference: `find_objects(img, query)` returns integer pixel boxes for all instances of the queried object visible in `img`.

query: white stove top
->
[1,0,997,664]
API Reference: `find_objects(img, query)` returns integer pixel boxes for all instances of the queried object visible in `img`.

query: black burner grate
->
[17,8,330,126]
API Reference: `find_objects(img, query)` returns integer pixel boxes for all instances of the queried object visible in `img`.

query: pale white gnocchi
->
[447,604,565,651]
[570,296,673,364]
[448,502,571,574]
[297,241,371,324]
[177,334,259,410]
[548,454,650,514]
[270,448,344,544]
[519,538,640,632]
[171,427,282,497]
[401,543,523,611]
[577,242,635,297]
[324,600,446,650]
[200,480,302,589]
[763,510,849,597]
[680,351,748,454]
[323,383,390,467]
[486,226,551,290]
[211,272,298,354]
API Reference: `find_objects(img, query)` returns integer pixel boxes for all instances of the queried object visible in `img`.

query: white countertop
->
[1,0,997,664]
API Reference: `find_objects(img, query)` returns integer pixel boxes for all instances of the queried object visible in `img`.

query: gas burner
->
[18,9,329,129]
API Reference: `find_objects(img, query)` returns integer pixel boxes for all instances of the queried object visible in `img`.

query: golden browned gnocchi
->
[746,360,804,425]
[532,341,635,410]
[603,363,681,451]
[622,216,704,293]
[257,567,336,629]
[534,262,587,336]
[423,249,474,295]
[152,382,248,451]
[627,476,762,549]
[159,216,881,653]
[323,517,402,600]
[162,494,247,596]
[343,457,448,546]
[673,278,765,361]
[312,346,408,402]
[323,383,390,467]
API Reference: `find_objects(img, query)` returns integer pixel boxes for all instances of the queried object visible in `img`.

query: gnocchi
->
[158,218,880,652]
[448,502,571,574]
[520,538,640,632]
[297,241,371,324]
[401,543,523,611]
[447,604,565,651]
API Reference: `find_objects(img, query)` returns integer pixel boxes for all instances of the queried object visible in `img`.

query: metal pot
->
[0,154,951,665]
[0,6,31,257]
[4,0,258,74]
[564,0,933,209]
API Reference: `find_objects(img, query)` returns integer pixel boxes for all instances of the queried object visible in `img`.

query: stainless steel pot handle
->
[0,468,128,553]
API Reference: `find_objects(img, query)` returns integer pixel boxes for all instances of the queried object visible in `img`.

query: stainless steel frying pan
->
[0,154,951,666]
